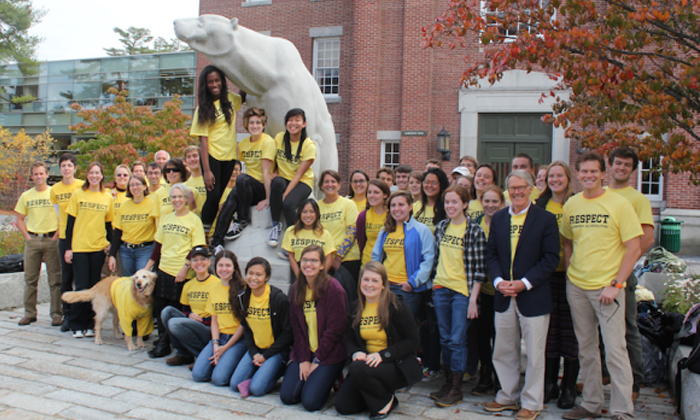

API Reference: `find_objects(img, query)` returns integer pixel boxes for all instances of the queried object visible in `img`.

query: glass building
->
[0,51,196,150]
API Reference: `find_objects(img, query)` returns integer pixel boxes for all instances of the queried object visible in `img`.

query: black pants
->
[68,251,105,331]
[210,174,265,247]
[270,177,312,226]
[417,291,441,372]
[201,155,235,226]
[153,269,184,339]
[475,293,495,370]
[59,239,74,319]
[335,360,407,415]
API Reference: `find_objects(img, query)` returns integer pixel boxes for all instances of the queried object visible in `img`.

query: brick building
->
[197,0,700,253]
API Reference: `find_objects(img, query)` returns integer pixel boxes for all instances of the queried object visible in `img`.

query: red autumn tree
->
[69,87,192,176]
[423,0,700,183]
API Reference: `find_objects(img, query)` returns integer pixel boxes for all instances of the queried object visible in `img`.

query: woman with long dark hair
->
[230,257,293,397]
[268,108,316,248]
[357,179,390,266]
[334,261,422,418]
[190,65,244,229]
[281,199,335,278]
[192,250,248,385]
[467,163,499,219]
[280,245,347,411]
[414,168,449,233]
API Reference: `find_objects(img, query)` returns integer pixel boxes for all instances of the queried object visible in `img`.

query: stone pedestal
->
[224,207,291,292]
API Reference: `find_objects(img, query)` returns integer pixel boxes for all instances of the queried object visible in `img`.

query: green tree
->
[423,0,700,183]
[68,87,193,176]
[0,0,45,105]
[104,27,191,56]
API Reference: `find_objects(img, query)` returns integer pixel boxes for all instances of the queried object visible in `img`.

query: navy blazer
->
[485,204,560,317]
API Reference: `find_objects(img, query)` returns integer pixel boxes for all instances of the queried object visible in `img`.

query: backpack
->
[673,304,700,412]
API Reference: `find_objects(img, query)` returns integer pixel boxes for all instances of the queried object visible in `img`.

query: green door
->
[477,114,552,187]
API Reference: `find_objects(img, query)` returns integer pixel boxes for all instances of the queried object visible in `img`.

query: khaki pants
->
[493,297,549,411]
[24,236,62,319]
[567,281,634,419]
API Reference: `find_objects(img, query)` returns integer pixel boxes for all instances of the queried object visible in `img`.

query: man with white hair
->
[154,150,170,167]
[484,170,560,420]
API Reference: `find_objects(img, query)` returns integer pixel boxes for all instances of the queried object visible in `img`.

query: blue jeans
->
[230,351,286,396]
[119,243,154,277]
[161,306,211,357]
[192,335,247,386]
[280,360,344,411]
[433,287,471,373]
[389,284,419,316]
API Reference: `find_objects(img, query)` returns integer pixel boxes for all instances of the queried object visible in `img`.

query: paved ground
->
[0,303,678,420]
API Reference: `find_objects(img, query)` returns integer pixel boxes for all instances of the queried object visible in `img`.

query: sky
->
[28,0,200,62]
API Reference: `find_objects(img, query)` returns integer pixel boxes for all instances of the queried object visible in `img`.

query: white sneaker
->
[84,329,95,338]
[224,221,248,241]
[213,244,225,256]
[73,330,85,339]
[268,222,282,247]
[277,250,289,260]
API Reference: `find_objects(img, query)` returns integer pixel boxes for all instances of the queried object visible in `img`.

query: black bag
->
[674,304,700,413]
[0,254,24,273]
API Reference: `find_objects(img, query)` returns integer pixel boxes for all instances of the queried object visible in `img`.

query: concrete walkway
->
[0,303,678,420]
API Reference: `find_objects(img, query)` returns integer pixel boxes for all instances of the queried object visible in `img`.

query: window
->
[313,38,340,96]
[480,1,548,40]
[637,159,663,201]
[380,141,400,169]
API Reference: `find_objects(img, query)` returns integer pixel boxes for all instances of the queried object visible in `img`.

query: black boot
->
[544,357,561,403]
[148,323,171,358]
[471,363,494,396]
[430,369,452,400]
[557,359,579,409]
[435,370,463,407]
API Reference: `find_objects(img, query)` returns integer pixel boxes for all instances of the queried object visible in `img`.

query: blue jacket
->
[372,217,436,292]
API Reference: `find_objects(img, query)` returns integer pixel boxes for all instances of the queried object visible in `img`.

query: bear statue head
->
[174,15,239,57]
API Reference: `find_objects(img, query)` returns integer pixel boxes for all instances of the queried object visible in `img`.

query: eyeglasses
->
[423,181,439,187]
[164,168,180,173]
[116,173,129,177]
[507,186,530,193]
[300,258,321,264]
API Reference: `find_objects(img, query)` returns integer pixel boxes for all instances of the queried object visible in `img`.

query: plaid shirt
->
[431,217,487,293]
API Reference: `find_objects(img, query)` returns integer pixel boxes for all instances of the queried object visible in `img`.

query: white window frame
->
[313,37,340,97]
[380,140,400,169]
[637,158,664,201]
[479,0,551,42]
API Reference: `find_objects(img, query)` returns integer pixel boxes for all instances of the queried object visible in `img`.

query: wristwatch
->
[611,280,624,289]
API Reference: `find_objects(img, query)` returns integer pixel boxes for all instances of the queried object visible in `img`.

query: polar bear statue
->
[173,15,338,179]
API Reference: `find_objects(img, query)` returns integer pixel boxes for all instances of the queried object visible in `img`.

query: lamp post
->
[437,127,451,161]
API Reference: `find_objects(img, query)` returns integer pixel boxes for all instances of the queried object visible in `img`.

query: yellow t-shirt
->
[360,302,387,354]
[66,189,114,253]
[15,187,58,234]
[304,288,318,352]
[319,197,360,261]
[561,190,643,290]
[274,132,316,189]
[545,200,566,272]
[383,225,407,284]
[219,187,233,206]
[361,208,387,265]
[50,179,84,239]
[479,218,495,296]
[467,200,484,220]
[110,276,153,337]
[282,227,336,262]
[353,197,367,213]
[510,212,527,279]
[247,284,274,350]
[205,282,240,335]
[154,211,206,277]
[185,176,207,214]
[114,197,157,245]
[181,274,219,318]
[434,221,469,297]
[605,186,654,226]
[413,202,436,233]
[238,134,276,183]
[153,184,201,221]
[112,189,128,215]
[189,91,242,161]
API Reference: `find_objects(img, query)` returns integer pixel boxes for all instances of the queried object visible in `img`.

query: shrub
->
[662,273,700,315]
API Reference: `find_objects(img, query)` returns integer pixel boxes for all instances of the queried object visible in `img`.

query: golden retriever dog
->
[62,269,157,351]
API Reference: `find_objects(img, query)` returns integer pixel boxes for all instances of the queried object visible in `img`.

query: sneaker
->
[421,367,442,382]
[224,221,248,241]
[268,222,282,247]
[484,401,521,412]
[213,244,225,256]
[84,329,95,337]
[278,250,289,260]
[72,330,85,339]
[561,405,602,419]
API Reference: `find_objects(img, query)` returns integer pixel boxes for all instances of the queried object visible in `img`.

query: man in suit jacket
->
[483,170,560,420]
